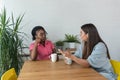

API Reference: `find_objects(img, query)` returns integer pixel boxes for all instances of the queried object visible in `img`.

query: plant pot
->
[64,42,76,50]
[69,42,76,48]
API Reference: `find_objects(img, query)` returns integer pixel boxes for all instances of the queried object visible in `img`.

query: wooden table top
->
[18,59,107,80]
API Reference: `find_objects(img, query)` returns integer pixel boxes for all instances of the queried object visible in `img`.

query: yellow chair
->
[1,68,17,80]
[110,59,120,80]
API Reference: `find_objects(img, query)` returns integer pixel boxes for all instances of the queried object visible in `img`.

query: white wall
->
[0,0,120,61]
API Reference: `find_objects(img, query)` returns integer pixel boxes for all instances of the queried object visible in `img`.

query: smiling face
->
[80,29,88,41]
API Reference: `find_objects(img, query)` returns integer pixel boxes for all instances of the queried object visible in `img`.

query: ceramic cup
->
[50,53,57,62]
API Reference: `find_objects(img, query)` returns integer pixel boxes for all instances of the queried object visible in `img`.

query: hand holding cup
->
[58,49,72,65]
[58,49,72,58]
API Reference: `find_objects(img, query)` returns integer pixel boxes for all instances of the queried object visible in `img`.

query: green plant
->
[0,8,26,77]
[55,40,64,46]
[64,34,80,43]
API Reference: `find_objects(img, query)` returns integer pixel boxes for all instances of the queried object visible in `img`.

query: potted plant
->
[0,8,26,77]
[55,40,64,50]
[64,34,80,49]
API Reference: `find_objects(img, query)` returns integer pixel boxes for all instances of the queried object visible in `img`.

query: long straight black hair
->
[81,23,110,59]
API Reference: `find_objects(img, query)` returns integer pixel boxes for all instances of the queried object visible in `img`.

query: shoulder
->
[94,42,106,49]
[46,40,52,43]
[93,42,107,53]
[30,41,35,46]
[29,41,35,50]
[45,40,53,44]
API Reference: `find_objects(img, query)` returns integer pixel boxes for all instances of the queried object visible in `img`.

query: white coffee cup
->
[50,53,57,62]
[65,57,72,65]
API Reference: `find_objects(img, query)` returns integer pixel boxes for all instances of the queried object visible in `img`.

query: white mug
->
[50,53,57,62]
[65,57,72,65]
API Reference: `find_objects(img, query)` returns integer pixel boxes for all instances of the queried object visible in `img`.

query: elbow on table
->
[30,55,36,61]
[83,64,90,68]
[30,57,36,61]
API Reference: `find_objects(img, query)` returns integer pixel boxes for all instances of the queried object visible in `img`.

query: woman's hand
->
[58,49,64,55]
[64,50,72,58]
[58,49,72,58]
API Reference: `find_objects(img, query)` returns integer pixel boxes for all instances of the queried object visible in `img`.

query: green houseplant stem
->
[0,8,25,77]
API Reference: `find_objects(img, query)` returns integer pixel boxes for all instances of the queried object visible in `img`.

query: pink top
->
[29,40,54,60]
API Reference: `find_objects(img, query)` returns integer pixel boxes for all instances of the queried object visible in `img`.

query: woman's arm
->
[30,30,42,61]
[70,55,90,67]
[30,34,41,61]
[30,42,38,61]
[58,49,90,67]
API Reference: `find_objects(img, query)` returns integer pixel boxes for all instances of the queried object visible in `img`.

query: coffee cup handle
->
[49,55,51,59]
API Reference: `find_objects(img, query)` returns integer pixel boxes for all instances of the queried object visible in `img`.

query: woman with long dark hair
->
[59,23,116,80]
